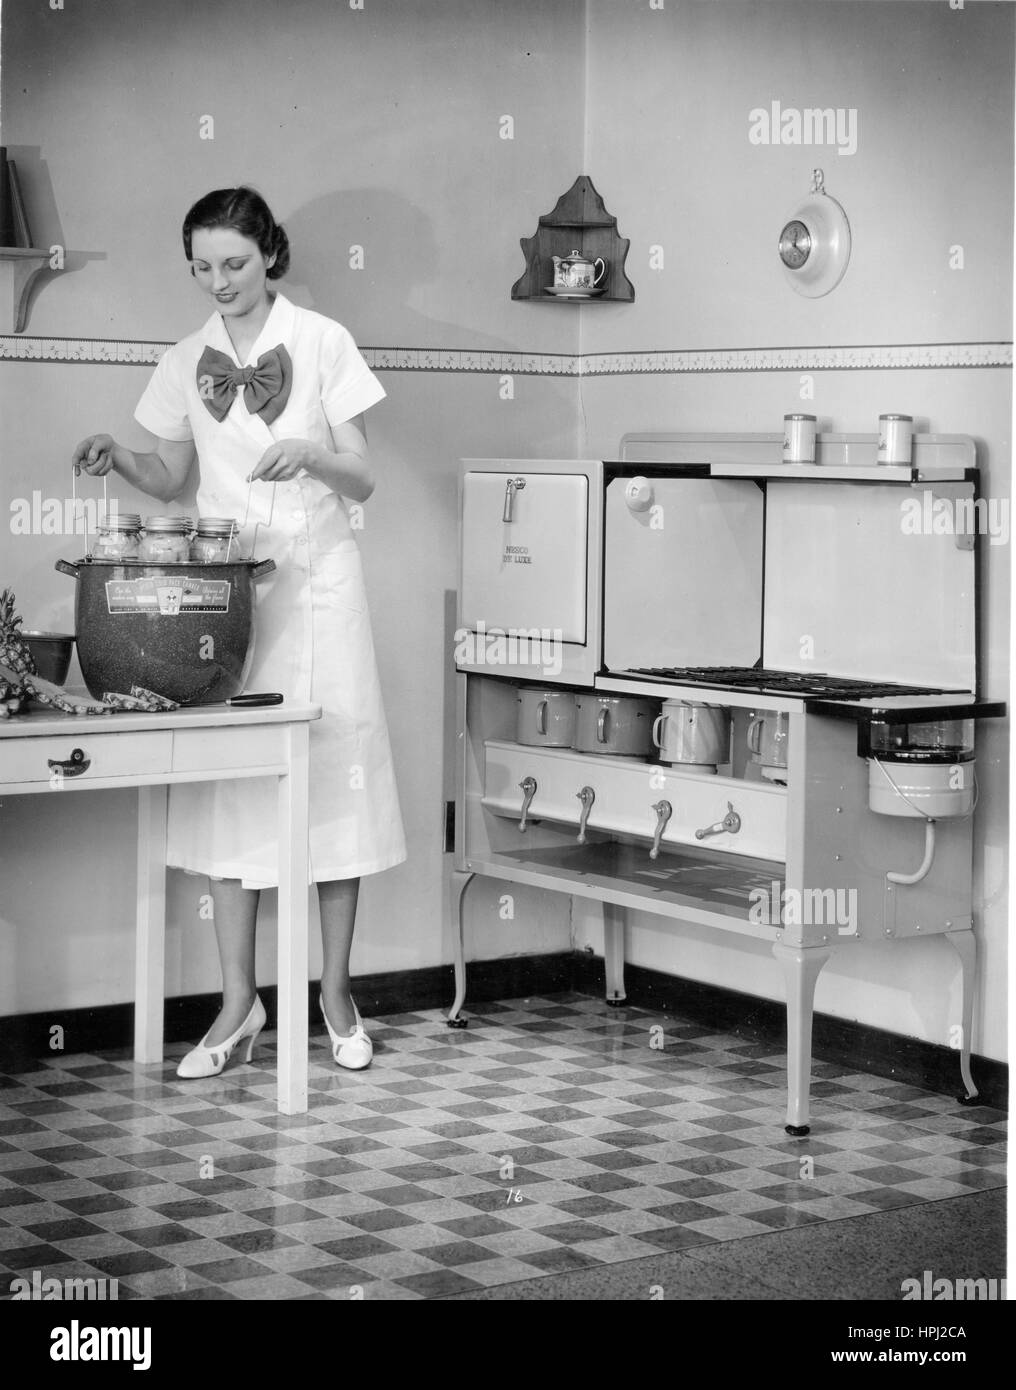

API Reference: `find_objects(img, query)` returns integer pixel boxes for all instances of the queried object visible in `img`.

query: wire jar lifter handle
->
[241,477,277,559]
[71,467,108,557]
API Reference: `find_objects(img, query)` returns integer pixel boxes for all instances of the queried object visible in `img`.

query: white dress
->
[134,293,407,888]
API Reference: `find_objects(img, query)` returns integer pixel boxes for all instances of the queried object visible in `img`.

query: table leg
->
[447,869,474,1027]
[277,723,310,1115]
[773,940,832,1136]
[604,902,627,1005]
[945,927,979,1102]
[134,784,168,1063]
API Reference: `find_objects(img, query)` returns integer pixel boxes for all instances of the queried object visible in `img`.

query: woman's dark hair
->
[182,187,290,278]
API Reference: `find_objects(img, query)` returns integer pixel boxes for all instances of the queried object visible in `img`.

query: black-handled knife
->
[224,692,284,707]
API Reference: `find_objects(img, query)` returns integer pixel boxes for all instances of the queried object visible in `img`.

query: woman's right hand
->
[72,433,125,476]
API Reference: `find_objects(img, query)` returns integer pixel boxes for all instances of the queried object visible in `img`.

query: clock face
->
[779,219,812,270]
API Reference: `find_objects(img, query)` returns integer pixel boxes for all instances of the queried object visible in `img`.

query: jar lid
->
[195,517,238,536]
[99,511,142,530]
[879,414,913,421]
[784,413,817,421]
[144,515,192,532]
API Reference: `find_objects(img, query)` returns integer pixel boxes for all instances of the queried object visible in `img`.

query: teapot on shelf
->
[552,249,607,291]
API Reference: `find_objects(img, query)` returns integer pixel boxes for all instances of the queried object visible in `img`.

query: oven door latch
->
[695,801,741,840]
[502,476,527,523]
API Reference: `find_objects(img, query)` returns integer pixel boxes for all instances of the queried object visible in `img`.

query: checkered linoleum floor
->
[0,993,1007,1300]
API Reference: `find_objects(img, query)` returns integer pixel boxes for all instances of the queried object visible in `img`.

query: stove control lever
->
[695,801,741,840]
[502,476,526,523]
[650,799,673,859]
[576,785,596,844]
[517,776,537,832]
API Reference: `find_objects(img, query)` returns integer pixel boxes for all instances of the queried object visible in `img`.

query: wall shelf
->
[0,248,50,333]
[511,175,634,303]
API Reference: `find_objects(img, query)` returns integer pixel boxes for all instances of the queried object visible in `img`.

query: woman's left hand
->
[249,438,320,483]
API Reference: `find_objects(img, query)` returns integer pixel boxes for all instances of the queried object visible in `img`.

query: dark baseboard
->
[570,953,1009,1112]
[0,951,580,1072]
[0,949,1007,1111]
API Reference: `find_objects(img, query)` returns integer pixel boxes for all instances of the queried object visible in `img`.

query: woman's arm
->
[248,415,376,503]
[71,433,196,503]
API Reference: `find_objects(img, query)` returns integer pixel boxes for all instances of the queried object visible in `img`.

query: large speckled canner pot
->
[56,557,275,706]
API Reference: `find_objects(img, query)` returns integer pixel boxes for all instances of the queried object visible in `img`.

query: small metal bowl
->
[24,631,75,685]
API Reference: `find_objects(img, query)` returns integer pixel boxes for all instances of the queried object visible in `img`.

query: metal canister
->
[139,515,193,563]
[782,413,816,464]
[190,517,239,563]
[878,414,913,465]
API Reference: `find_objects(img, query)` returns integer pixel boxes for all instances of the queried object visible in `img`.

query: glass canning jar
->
[139,516,192,563]
[190,517,239,563]
[91,511,142,560]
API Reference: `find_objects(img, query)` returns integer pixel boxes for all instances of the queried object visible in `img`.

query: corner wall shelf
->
[0,248,51,333]
[511,175,634,303]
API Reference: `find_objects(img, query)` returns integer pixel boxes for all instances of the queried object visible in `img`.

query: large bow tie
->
[196,344,293,425]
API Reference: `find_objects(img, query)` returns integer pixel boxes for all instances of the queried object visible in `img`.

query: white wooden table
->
[0,700,321,1113]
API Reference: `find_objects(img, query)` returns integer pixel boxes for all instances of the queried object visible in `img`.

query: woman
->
[72,187,406,1077]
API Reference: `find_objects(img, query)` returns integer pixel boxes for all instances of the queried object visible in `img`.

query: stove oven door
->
[458,465,598,684]
[604,474,765,673]
[460,470,588,640]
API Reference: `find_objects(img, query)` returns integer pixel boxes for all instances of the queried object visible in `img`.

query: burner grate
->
[621,666,950,700]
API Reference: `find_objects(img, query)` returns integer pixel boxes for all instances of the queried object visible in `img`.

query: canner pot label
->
[105,577,232,615]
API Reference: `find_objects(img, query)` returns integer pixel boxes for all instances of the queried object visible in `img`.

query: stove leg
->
[945,927,978,1103]
[604,902,627,1005]
[447,870,474,1028]
[773,941,833,1136]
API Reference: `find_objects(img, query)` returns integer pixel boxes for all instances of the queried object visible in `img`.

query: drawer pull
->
[47,748,90,778]
[650,799,673,859]
[695,800,741,840]
[518,776,538,832]
[576,785,595,844]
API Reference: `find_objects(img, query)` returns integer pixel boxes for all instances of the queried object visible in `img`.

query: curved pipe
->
[886,819,936,886]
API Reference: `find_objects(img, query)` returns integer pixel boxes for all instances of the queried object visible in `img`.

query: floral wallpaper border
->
[0,337,1011,373]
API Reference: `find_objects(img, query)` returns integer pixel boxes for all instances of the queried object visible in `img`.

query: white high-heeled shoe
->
[176,996,266,1079]
[320,994,373,1070]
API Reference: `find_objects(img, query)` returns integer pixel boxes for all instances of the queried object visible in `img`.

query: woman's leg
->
[199,878,260,1046]
[318,877,360,1034]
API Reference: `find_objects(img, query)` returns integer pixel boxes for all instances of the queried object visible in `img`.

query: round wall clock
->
[779,169,851,297]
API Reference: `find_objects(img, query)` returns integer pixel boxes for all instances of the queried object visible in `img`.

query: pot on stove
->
[747,710,789,782]
[56,556,275,706]
[575,693,655,757]
[516,687,577,747]
[652,700,730,771]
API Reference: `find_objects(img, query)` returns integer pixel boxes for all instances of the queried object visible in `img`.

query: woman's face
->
[189,227,276,319]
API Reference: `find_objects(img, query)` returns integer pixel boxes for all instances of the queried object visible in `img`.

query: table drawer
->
[483,739,786,861]
[1,731,174,787]
[171,725,289,774]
